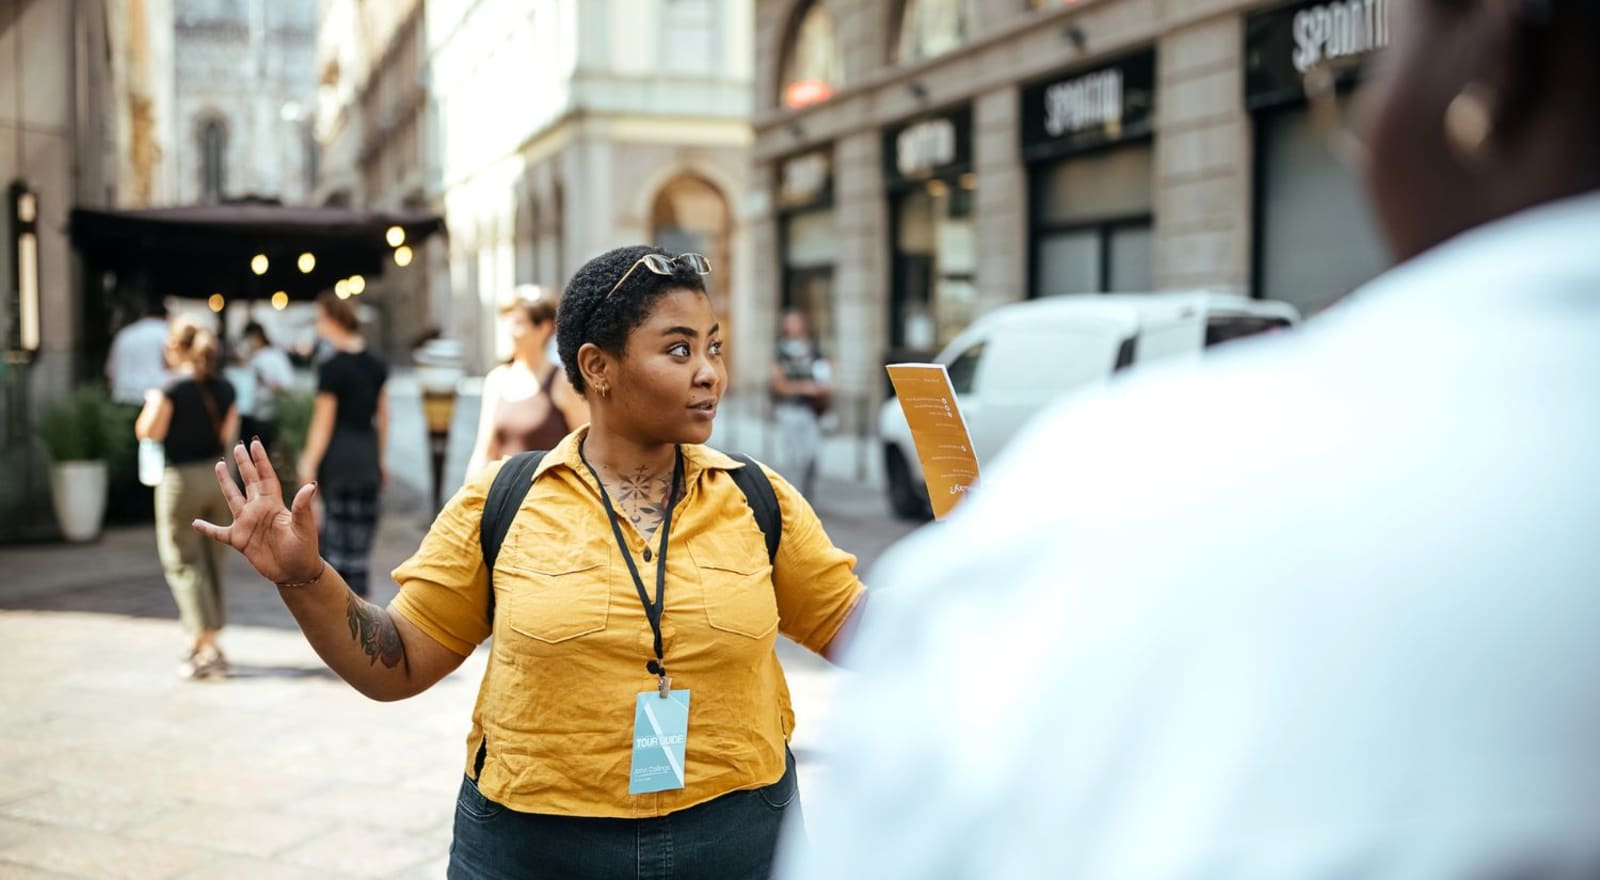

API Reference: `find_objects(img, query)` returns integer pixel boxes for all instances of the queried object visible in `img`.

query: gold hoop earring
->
[1444,86,1494,165]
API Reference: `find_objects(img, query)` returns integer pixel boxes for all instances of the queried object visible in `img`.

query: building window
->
[200,117,227,202]
[777,149,837,355]
[892,0,975,66]
[780,2,842,109]
[303,124,319,194]
[893,178,977,352]
[885,107,975,356]
[1030,143,1154,296]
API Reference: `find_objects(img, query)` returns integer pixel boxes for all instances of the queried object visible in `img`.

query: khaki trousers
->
[154,461,228,636]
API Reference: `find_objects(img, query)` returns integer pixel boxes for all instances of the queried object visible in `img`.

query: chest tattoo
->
[604,465,677,543]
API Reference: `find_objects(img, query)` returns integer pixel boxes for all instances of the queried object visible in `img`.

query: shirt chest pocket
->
[689,533,777,639]
[496,547,611,644]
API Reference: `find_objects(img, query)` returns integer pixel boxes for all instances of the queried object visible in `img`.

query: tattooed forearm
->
[345,592,405,669]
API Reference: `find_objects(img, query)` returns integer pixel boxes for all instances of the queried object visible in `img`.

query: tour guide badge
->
[630,689,691,794]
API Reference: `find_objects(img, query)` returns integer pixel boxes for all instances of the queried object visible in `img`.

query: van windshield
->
[1205,316,1292,348]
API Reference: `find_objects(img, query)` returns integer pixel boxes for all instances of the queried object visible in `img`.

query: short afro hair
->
[556,245,708,394]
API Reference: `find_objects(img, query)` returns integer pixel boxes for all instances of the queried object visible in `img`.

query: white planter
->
[50,460,109,543]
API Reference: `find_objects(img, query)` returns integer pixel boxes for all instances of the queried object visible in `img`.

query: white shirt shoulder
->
[781,194,1600,880]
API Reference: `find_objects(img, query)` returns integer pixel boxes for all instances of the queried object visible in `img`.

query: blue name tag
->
[629,689,691,795]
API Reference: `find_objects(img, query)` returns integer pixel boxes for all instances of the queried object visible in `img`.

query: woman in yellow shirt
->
[194,245,868,879]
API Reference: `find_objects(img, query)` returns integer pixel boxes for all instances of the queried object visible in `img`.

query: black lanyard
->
[584,447,683,692]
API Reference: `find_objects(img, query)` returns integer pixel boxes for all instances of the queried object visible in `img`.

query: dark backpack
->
[479,449,782,624]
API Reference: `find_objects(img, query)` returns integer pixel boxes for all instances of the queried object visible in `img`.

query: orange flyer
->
[886,363,981,520]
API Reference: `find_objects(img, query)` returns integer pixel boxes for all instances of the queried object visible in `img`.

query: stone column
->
[973,84,1027,313]
[733,163,778,398]
[1153,14,1252,293]
[832,130,888,439]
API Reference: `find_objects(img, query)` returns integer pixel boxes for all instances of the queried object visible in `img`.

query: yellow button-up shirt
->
[389,428,866,818]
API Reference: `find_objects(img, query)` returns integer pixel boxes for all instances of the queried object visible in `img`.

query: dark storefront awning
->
[69,199,445,303]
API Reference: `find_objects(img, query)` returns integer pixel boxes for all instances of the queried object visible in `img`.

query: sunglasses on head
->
[606,252,712,299]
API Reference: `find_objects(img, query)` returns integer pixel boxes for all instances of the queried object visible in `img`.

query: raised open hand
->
[193,438,322,585]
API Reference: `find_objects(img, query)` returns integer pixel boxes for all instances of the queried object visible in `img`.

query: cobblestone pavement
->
[0,379,921,878]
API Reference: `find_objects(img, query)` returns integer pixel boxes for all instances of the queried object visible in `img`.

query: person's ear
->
[577,343,612,398]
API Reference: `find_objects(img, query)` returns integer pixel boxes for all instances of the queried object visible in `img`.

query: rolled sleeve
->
[763,464,867,654]
[387,462,499,656]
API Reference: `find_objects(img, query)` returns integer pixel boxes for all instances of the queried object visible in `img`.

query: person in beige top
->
[466,286,589,476]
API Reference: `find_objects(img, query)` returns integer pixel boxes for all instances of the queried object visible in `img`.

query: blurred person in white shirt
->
[235,321,296,454]
[106,301,172,406]
[782,1,1600,878]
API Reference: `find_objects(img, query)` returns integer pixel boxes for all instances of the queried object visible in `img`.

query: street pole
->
[413,338,464,516]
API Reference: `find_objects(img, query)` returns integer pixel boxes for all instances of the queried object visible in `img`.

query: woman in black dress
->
[297,292,388,597]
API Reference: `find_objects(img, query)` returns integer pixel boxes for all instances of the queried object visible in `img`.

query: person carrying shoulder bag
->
[135,318,239,680]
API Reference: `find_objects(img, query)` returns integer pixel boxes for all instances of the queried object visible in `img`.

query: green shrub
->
[39,384,112,463]
[103,401,140,476]
[270,390,315,479]
[274,390,314,458]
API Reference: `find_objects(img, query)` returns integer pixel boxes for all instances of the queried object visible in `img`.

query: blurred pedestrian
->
[195,246,869,879]
[107,299,172,406]
[297,292,388,598]
[105,300,175,522]
[769,309,832,498]
[236,321,295,456]
[135,318,239,679]
[465,285,590,477]
[782,1,1600,878]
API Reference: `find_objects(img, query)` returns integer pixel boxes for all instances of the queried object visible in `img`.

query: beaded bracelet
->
[275,559,326,590]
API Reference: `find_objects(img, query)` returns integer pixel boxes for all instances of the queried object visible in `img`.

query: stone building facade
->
[312,0,432,357]
[749,0,1391,435]
[1,0,175,538]
[425,0,757,374]
[316,0,758,373]
[174,0,319,205]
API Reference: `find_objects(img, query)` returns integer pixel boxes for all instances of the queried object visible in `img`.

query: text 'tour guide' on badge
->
[886,363,981,520]
[630,689,691,795]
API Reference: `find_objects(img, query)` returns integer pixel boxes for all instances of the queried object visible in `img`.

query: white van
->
[879,292,1300,519]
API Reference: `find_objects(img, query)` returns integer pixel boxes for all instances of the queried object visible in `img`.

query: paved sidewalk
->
[0,473,914,879]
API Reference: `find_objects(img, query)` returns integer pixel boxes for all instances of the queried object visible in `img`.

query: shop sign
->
[1021,50,1155,162]
[1246,0,1390,110]
[885,107,972,185]
[1045,69,1123,138]
[779,150,832,209]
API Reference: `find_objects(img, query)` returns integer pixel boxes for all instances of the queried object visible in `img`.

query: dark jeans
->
[448,750,801,880]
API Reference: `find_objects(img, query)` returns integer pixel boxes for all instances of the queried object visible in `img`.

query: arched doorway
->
[651,174,732,322]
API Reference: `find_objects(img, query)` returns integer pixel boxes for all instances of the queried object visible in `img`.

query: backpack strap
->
[480,450,547,624]
[726,453,782,565]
